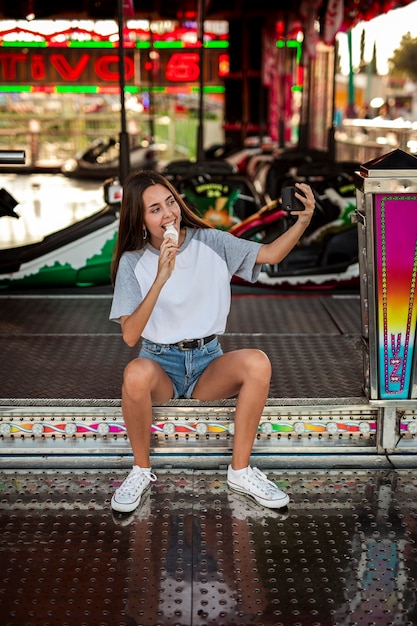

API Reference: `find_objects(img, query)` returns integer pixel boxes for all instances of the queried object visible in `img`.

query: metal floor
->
[2,467,417,626]
[3,291,417,625]
[0,291,363,401]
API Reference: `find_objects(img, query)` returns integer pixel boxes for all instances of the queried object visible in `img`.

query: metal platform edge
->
[1,395,417,469]
[0,396,366,408]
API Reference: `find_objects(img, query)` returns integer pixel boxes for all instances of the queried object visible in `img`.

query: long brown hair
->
[111,169,211,285]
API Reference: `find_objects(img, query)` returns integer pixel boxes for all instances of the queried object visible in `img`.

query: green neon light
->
[191,85,225,93]
[276,39,302,64]
[1,41,47,47]
[0,84,223,94]
[0,85,140,94]
[56,85,99,93]
[68,41,115,48]
[0,39,226,50]
[204,85,225,93]
[154,41,184,48]
[205,41,228,48]
[0,85,32,92]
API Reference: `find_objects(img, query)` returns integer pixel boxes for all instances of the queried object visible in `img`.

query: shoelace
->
[118,467,157,495]
[249,467,280,494]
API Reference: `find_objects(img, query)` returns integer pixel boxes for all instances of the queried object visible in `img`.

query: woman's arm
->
[256,182,315,265]
[120,238,176,347]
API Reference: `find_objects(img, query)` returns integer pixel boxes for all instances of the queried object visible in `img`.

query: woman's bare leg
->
[192,349,271,469]
[122,357,174,466]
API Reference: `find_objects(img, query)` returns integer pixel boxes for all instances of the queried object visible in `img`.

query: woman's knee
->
[123,358,156,396]
[242,349,272,382]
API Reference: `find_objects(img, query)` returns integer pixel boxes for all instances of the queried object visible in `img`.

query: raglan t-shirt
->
[109,227,262,344]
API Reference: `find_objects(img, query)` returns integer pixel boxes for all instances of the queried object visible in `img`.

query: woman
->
[109,170,315,514]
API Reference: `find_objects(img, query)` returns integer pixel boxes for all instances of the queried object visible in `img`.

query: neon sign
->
[0,48,223,87]
[0,21,229,91]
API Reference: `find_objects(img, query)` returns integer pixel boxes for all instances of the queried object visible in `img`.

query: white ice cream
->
[163,224,178,245]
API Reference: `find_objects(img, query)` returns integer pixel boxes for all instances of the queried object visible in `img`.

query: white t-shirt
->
[109,227,262,344]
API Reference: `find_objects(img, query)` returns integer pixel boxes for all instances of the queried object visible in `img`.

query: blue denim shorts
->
[139,336,223,399]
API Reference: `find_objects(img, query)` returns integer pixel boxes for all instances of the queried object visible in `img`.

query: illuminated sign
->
[0,47,226,87]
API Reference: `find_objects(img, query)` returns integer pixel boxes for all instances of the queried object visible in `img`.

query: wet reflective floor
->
[2,467,417,626]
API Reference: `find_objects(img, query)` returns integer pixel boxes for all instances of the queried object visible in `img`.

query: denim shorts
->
[139,336,223,399]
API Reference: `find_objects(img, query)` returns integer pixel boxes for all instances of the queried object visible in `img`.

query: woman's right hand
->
[157,236,178,283]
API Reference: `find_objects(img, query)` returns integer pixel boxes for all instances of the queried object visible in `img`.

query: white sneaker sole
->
[227,480,290,509]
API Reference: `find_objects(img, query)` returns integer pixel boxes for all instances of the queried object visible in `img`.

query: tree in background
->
[388,32,417,79]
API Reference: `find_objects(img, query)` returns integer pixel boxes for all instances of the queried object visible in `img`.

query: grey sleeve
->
[109,253,143,324]
[207,229,263,283]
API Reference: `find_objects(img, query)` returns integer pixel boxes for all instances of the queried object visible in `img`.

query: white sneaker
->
[111,491,152,526]
[227,492,290,521]
[227,465,290,509]
[111,466,157,513]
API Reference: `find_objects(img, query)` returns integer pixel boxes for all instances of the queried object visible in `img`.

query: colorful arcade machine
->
[355,148,417,451]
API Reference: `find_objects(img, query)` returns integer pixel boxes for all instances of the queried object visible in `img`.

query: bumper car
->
[0,156,359,292]
[0,179,121,289]
[61,136,164,180]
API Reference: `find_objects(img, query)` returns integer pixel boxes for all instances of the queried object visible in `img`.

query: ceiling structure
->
[0,0,414,33]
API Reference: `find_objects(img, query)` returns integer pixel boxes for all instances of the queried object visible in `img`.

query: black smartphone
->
[281,186,305,212]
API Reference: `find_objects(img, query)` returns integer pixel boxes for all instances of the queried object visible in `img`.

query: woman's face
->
[142,183,181,248]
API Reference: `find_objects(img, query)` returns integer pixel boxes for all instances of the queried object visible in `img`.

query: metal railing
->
[335,118,417,162]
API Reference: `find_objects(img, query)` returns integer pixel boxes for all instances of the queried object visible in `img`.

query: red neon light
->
[0,53,25,79]
[32,54,45,80]
[95,55,134,80]
[166,52,199,82]
[50,53,90,80]
[218,53,229,77]
[0,51,136,82]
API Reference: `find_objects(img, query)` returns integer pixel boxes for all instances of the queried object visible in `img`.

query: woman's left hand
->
[291,182,315,224]
[256,182,316,266]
